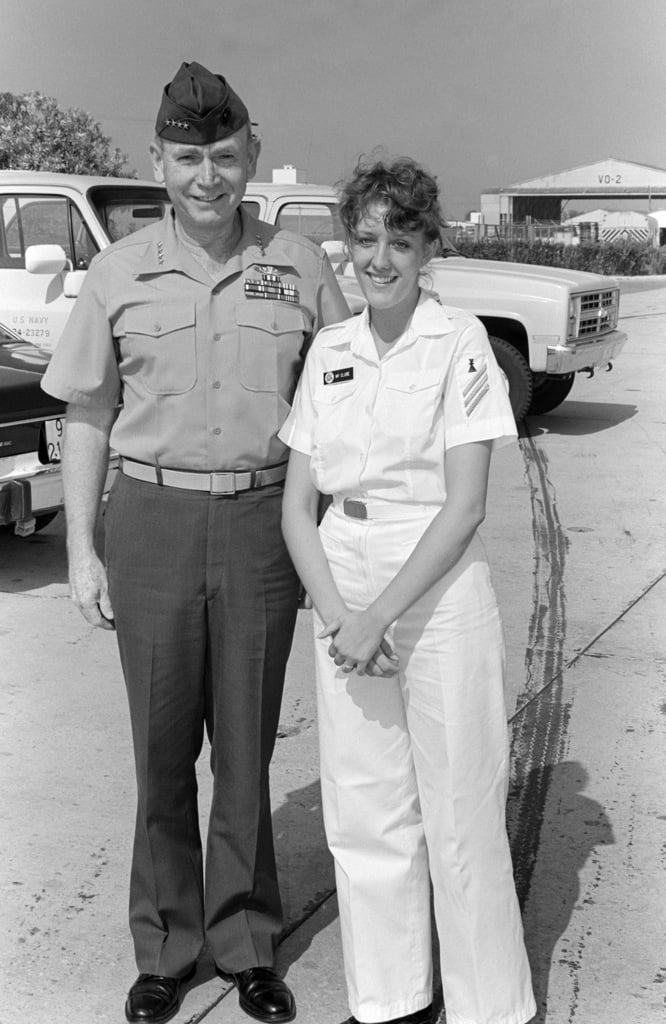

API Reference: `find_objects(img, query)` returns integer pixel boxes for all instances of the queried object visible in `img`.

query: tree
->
[0,91,135,177]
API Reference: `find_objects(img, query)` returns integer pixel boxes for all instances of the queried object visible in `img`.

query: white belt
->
[335,497,439,521]
[120,458,287,494]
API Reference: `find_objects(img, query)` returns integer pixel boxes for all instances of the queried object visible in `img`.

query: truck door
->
[0,194,99,353]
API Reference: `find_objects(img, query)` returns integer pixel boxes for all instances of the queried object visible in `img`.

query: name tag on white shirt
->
[323,367,354,385]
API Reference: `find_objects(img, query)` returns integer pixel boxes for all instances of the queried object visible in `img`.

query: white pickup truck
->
[0,171,627,420]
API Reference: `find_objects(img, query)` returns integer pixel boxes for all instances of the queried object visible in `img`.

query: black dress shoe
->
[219,966,296,1023]
[125,971,192,1023]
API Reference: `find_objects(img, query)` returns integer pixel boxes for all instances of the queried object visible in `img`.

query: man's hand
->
[69,551,115,629]
[61,404,116,629]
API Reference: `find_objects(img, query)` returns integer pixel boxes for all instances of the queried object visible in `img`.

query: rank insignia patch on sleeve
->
[461,356,489,416]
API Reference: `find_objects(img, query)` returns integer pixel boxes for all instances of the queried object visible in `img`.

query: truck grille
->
[577,289,619,338]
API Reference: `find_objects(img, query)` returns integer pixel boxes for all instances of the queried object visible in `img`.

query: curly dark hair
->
[338,156,444,244]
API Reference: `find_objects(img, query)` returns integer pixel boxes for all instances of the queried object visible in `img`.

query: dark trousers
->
[104,473,299,976]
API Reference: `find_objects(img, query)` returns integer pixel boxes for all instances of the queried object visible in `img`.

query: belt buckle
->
[343,498,367,520]
[210,472,236,495]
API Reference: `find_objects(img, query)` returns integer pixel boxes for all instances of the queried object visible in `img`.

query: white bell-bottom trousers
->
[314,505,536,1024]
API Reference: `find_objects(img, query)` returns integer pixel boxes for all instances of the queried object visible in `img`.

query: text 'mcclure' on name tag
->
[323,368,354,385]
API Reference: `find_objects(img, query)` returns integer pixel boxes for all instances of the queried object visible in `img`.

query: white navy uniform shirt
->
[279,289,517,504]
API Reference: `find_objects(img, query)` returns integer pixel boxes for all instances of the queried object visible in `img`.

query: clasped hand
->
[318,609,399,677]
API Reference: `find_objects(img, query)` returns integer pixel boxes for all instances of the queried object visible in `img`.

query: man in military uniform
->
[42,61,349,1024]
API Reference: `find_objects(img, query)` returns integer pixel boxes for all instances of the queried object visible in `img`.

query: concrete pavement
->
[1,281,665,1023]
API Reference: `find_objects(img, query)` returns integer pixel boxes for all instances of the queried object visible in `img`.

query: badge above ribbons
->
[244,265,299,305]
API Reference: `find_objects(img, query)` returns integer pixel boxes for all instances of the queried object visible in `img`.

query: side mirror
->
[25,244,68,275]
[63,269,87,298]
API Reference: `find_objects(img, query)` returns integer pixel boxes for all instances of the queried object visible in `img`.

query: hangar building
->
[480,158,666,228]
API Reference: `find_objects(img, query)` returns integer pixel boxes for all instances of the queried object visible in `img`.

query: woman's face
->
[350,202,435,316]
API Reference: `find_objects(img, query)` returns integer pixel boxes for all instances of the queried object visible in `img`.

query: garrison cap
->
[156,61,249,144]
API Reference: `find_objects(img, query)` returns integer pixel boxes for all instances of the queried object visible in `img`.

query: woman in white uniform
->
[279,157,535,1024]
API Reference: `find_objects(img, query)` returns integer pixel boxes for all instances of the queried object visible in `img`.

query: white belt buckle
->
[343,498,367,520]
[210,472,236,495]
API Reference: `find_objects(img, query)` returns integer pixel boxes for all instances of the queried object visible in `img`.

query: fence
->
[444,220,649,247]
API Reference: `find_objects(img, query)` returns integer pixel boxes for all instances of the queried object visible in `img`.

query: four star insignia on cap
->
[165,119,190,130]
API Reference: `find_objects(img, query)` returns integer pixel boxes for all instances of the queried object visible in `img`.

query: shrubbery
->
[0,91,134,177]
[453,237,666,276]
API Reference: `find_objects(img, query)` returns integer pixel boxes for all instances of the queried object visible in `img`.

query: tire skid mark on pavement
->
[507,424,571,910]
[519,429,570,706]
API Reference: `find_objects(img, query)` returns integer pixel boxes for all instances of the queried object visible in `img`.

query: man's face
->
[150,127,260,242]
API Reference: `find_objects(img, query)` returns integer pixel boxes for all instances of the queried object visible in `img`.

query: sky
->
[3,0,666,219]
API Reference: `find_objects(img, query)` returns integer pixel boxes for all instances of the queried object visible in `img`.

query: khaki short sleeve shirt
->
[41,207,349,470]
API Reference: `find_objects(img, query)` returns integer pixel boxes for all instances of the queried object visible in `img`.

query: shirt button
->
[153,322,161,332]
[212,380,221,389]
[213,427,222,435]
[213,332,222,341]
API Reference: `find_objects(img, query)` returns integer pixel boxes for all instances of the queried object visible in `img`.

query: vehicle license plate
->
[45,418,64,462]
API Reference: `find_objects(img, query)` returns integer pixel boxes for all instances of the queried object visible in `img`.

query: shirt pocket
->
[236,302,309,393]
[312,379,358,442]
[122,304,196,395]
[379,369,443,437]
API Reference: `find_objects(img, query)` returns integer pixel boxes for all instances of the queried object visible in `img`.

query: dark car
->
[0,322,65,535]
